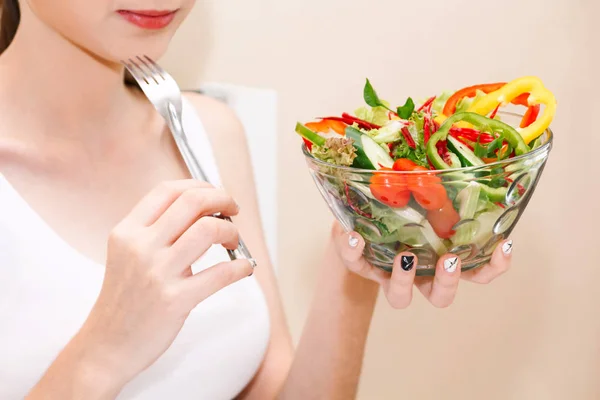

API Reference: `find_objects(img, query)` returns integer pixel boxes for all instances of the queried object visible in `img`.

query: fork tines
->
[122,55,166,85]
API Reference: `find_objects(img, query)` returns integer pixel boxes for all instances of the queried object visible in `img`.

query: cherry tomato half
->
[406,166,446,210]
[369,171,411,208]
[392,158,418,172]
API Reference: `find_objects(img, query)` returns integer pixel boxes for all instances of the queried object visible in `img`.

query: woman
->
[0,0,513,399]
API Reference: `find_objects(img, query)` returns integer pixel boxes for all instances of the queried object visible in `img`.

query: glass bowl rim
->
[301,111,554,174]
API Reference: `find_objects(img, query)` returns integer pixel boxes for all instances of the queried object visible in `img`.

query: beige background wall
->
[163,0,600,398]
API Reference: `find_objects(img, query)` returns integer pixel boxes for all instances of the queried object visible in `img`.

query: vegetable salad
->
[296,76,557,262]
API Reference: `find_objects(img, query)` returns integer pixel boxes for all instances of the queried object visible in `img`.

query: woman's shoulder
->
[181,91,253,189]
[182,91,247,147]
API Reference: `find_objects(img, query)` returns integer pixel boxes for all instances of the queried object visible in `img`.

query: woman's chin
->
[95,38,173,65]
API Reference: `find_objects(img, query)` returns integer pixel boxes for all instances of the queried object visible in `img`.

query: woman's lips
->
[118,10,177,30]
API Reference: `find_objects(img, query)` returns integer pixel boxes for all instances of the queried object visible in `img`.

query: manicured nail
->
[235,201,241,211]
[502,240,513,255]
[348,236,359,248]
[400,255,415,271]
[444,257,459,273]
[248,258,257,276]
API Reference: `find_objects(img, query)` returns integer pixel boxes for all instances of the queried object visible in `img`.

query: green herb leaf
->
[397,97,415,119]
[474,141,487,158]
[392,141,428,168]
[364,79,383,108]
[486,134,504,156]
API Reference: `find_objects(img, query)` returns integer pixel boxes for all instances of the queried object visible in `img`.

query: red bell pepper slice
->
[318,114,380,131]
[519,104,540,128]
[423,115,431,144]
[489,104,501,120]
[303,138,313,151]
[401,127,416,149]
[449,127,495,144]
[306,119,347,135]
[417,96,436,112]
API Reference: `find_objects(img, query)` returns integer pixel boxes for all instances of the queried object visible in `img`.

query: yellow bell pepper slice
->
[434,113,472,129]
[467,76,557,144]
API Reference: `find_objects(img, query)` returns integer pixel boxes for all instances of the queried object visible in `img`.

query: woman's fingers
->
[124,179,213,226]
[461,240,513,284]
[382,253,417,309]
[167,216,240,270]
[415,254,461,308]
[180,258,255,307]
[332,223,387,284]
[149,187,240,245]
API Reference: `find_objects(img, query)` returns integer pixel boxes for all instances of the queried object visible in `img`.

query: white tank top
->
[0,97,271,399]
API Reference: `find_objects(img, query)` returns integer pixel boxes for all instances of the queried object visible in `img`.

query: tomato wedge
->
[426,199,460,239]
[369,170,411,208]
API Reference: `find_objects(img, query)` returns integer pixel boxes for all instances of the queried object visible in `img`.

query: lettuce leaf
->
[392,142,428,167]
[354,99,391,126]
[369,120,403,143]
[431,90,455,115]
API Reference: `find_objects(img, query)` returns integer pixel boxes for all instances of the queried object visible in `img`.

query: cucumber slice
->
[345,126,394,169]
[345,127,376,170]
[361,134,394,169]
[447,152,462,169]
[447,136,485,167]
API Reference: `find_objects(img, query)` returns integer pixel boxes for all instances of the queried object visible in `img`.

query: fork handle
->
[166,104,256,267]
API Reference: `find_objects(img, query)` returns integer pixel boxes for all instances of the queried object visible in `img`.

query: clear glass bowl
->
[303,112,553,275]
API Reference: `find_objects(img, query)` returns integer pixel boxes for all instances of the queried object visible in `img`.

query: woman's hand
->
[331,222,512,308]
[69,179,253,391]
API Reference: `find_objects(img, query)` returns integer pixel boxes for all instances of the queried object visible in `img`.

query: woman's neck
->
[0,7,144,143]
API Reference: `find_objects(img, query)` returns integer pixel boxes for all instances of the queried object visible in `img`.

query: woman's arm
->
[277,232,379,399]
[26,329,124,400]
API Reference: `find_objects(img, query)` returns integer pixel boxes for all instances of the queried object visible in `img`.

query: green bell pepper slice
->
[426,112,529,170]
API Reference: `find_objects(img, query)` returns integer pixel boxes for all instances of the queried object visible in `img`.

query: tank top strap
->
[180,95,223,187]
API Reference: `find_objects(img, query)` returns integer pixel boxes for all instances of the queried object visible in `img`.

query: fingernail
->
[502,240,513,255]
[235,201,241,212]
[248,258,257,276]
[444,257,459,273]
[400,255,415,271]
[348,236,359,248]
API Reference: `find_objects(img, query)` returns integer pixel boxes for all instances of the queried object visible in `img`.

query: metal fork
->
[122,55,255,267]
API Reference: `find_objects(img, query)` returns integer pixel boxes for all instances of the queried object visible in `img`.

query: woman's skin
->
[0,0,512,398]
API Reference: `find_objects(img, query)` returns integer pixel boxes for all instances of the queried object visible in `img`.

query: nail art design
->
[444,257,459,273]
[401,255,415,271]
[348,236,359,248]
[502,240,513,255]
